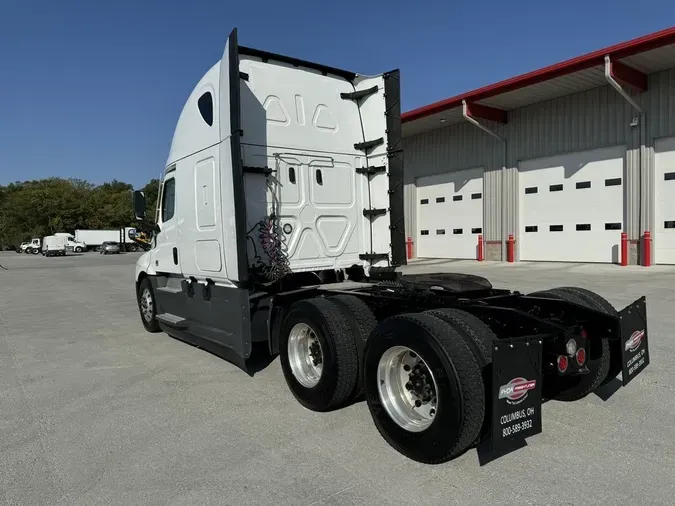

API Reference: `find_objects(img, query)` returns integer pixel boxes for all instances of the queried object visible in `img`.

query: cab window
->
[161,177,176,222]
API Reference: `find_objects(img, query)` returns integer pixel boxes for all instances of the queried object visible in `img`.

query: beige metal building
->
[402,27,675,265]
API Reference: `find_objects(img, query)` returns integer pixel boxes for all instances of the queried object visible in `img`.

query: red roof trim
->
[402,26,675,123]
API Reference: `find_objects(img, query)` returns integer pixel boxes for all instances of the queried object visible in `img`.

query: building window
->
[576,181,591,189]
[453,228,463,234]
[665,221,675,229]
[576,223,591,231]
[436,197,445,203]
[549,184,563,192]
[664,172,675,181]
[436,229,446,235]
[197,92,214,126]
[161,177,176,222]
[420,230,429,235]
[525,187,538,194]
[453,195,463,201]
[420,199,429,205]
[550,224,563,232]
[605,177,622,186]
[525,225,538,232]
[605,222,622,230]
[471,227,482,234]
[471,193,482,199]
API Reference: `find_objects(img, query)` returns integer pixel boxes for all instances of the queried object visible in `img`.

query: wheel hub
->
[140,288,154,322]
[287,323,324,388]
[406,361,435,403]
[377,346,439,432]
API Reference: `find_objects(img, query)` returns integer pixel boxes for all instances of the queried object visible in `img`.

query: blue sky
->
[1,0,673,187]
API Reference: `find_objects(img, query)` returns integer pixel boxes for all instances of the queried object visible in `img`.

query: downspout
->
[604,55,644,255]
[462,100,508,261]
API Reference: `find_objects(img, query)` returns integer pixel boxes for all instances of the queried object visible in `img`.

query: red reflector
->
[557,355,568,373]
[580,328,588,338]
[576,347,586,366]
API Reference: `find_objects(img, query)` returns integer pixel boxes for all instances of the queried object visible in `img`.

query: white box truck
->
[131,28,651,464]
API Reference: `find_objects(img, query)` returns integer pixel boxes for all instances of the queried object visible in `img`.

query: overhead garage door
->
[416,167,484,259]
[654,137,675,264]
[518,146,625,263]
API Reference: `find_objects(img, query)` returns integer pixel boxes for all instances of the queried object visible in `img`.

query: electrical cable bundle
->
[252,215,291,283]
[246,154,294,284]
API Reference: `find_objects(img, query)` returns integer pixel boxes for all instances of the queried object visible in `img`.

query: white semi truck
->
[132,28,651,464]
[54,233,87,252]
[19,238,42,254]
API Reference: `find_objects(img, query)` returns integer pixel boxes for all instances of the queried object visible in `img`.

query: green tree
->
[141,178,160,224]
[0,177,157,248]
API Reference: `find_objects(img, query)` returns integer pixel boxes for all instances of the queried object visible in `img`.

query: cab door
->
[152,168,182,274]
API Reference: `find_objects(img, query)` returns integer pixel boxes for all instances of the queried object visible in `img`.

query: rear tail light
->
[557,355,569,373]
[576,347,586,366]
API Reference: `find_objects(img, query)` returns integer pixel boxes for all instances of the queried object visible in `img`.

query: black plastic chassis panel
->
[489,296,650,449]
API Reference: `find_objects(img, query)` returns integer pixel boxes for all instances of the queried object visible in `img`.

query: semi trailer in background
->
[74,228,139,252]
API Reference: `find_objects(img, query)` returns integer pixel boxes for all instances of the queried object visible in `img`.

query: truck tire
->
[31,248,39,255]
[279,297,359,412]
[424,308,496,367]
[424,308,497,437]
[529,287,611,401]
[363,313,485,464]
[554,287,621,387]
[75,247,83,253]
[329,294,377,400]
[137,277,161,333]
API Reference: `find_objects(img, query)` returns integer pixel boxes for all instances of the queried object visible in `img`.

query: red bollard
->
[477,234,484,262]
[620,232,628,266]
[406,236,414,260]
[507,234,515,263]
[643,231,651,267]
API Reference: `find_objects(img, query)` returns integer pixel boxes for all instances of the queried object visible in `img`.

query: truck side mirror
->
[133,190,146,221]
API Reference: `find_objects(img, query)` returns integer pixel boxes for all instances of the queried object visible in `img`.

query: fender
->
[135,250,156,285]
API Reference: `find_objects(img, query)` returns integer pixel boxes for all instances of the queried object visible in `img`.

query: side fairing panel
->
[219,29,249,283]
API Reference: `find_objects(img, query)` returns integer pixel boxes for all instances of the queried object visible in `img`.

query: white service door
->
[416,168,484,259]
[654,137,675,264]
[518,146,625,263]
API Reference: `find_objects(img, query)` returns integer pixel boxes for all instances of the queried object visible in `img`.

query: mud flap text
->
[491,336,543,448]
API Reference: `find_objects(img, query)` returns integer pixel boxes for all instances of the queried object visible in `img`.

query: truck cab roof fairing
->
[166,62,221,167]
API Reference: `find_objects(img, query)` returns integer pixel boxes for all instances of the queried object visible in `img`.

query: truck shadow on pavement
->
[245,342,279,375]
[593,377,623,401]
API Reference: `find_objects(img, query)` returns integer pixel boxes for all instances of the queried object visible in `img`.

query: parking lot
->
[1,251,674,505]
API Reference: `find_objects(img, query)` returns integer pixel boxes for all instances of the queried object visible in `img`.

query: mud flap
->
[618,296,650,386]
[490,336,544,450]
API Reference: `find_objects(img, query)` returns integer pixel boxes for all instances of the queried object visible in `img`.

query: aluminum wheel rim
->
[287,323,324,388]
[140,288,154,323]
[377,345,439,432]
